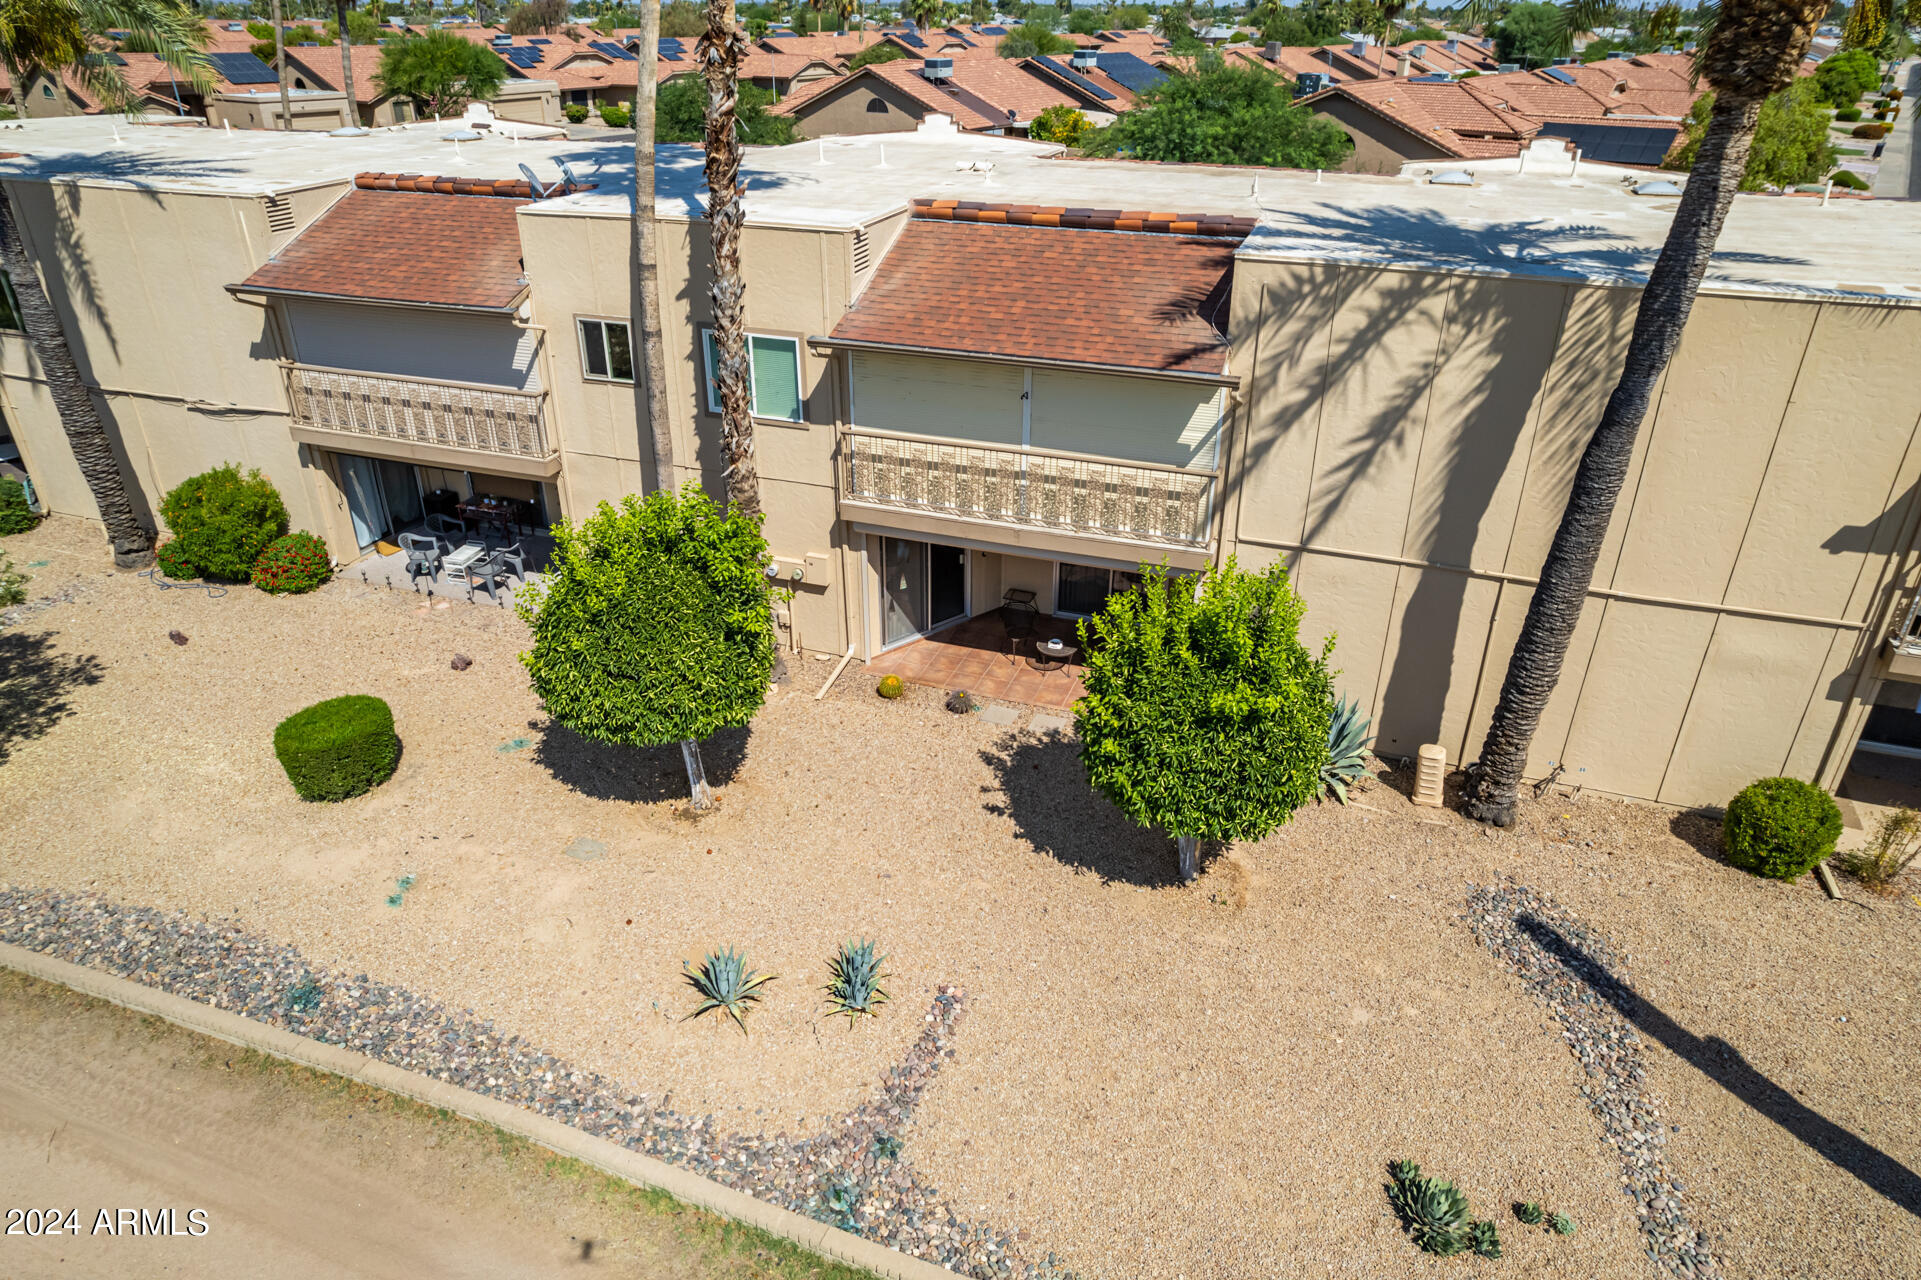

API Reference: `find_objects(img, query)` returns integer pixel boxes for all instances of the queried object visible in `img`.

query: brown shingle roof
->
[830,218,1237,376]
[235,188,530,312]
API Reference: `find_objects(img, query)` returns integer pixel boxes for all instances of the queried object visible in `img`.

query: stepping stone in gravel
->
[563,837,607,862]
[496,736,532,753]
[977,704,1020,726]
[1027,714,1071,735]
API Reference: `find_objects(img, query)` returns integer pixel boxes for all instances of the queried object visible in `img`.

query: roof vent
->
[852,226,871,276]
[1445,37,1458,52]
[1429,170,1474,186]
[1069,47,1098,71]
[260,194,296,236]
[1631,179,1683,196]
[920,56,953,81]
[1496,62,1518,72]
[1411,43,1427,58]
[1350,38,1367,58]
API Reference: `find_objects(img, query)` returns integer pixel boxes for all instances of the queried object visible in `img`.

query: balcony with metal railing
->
[284,363,559,475]
[836,426,1216,549]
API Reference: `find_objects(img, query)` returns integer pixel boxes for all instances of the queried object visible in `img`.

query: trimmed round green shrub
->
[877,674,904,699]
[274,695,399,801]
[0,476,37,535]
[252,531,333,594]
[159,464,288,582]
[1827,168,1870,190]
[154,538,196,580]
[1852,122,1889,139]
[563,103,589,123]
[598,100,632,127]
[1722,777,1841,880]
[1835,106,1863,121]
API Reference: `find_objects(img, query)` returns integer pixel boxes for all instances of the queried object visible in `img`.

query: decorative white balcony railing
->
[838,427,1215,547]
[285,364,554,460]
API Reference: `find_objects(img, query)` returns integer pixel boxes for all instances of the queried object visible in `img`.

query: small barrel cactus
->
[877,674,904,699]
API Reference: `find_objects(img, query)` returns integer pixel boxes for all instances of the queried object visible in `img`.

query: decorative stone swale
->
[1464,879,1719,1279]
[0,886,1074,1280]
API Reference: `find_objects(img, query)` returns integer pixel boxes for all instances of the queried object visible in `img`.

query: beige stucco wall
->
[1223,255,1921,808]
[1306,96,1455,175]
[0,177,352,552]
[208,92,355,132]
[517,205,858,658]
[789,77,930,140]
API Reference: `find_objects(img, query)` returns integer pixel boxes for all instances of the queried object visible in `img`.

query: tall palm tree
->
[632,0,674,492]
[1463,0,1829,827]
[0,0,210,567]
[700,0,759,518]
[271,0,292,129]
[904,0,941,33]
[333,0,357,126]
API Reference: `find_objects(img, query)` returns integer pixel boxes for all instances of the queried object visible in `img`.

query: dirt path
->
[0,971,870,1279]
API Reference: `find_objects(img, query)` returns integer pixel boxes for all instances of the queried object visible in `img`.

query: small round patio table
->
[1027,637,1078,672]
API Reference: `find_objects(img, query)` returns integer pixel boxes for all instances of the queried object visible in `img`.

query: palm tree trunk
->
[701,0,760,518]
[1464,92,1764,828]
[335,0,357,127]
[272,0,292,130]
[634,0,674,490]
[0,182,151,566]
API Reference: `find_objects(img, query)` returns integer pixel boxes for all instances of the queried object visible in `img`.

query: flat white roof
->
[0,114,1915,303]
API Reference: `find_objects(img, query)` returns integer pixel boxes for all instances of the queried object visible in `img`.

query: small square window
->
[577,317,633,383]
[701,328,802,422]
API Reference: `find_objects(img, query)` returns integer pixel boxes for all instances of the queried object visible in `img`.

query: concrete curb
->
[0,941,957,1280]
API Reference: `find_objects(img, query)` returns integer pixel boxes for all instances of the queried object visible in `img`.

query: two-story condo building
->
[5,116,1920,811]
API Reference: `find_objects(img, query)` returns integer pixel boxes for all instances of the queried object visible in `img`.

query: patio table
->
[441,540,487,584]
[1028,636,1078,672]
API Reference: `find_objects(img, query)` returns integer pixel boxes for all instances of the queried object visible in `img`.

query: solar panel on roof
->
[1031,54,1116,101]
[589,39,636,60]
[208,50,279,84]
[980,25,1006,34]
[1090,51,1167,94]
[1543,66,1576,84]
[529,36,551,44]
[896,32,926,47]
[1537,121,1680,166]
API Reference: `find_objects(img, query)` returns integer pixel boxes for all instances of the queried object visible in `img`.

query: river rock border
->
[0,886,1073,1280]
[1464,879,1719,1279]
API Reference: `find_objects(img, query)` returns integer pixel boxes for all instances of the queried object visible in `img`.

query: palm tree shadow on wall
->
[1224,203,1805,764]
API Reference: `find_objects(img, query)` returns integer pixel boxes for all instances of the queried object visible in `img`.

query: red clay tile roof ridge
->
[354,172,595,198]
[910,197,1256,239]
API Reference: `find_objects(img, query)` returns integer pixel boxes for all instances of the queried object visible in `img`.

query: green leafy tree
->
[325,10,383,42]
[158,464,289,582]
[1082,51,1353,167]
[517,486,777,810]
[505,0,571,33]
[847,39,907,67]
[0,550,28,608]
[998,20,1075,54]
[1076,561,1334,882]
[657,75,794,143]
[1811,45,1879,105]
[1110,3,1150,26]
[375,28,506,115]
[660,0,706,36]
[1030,101,1092,143]
[1666,78,1836,189]
[1400,22,1446,41]
[1491,0,1567,66]
[1068,7,1103,33]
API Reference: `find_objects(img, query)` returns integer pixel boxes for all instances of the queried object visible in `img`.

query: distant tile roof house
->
[831,210,1242,377]
[1299,79,1542,169]
[773,56,1099,137]
[234,187,530,313]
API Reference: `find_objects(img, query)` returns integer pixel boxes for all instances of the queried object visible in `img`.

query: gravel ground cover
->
[2,515,1919,1279]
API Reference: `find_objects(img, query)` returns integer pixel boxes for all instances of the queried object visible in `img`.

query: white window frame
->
[576,316,634,384]
[699,326,804,424]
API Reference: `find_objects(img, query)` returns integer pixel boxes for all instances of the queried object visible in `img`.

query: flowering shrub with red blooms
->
[155,538,196,580]
[251,531,333,595]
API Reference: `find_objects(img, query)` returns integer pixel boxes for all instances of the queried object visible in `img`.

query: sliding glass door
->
[880,537,968,648]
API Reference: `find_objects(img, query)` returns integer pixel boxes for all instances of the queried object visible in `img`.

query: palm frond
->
[1,0,214,113]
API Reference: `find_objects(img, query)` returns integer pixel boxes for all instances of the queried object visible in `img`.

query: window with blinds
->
[701,329,803,423]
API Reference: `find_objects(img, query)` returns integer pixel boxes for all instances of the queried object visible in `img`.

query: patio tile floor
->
[872,609,1085,711]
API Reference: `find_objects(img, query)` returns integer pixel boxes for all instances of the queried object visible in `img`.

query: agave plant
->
[822,938,889,1024]
[1515,1200,1544,1226]
[1322,693,1374,804]
[1387,1160,1470,1256]
[682,946,776,1033]
[1550,1211,1577,1237]
[1468,1219,1502,1259]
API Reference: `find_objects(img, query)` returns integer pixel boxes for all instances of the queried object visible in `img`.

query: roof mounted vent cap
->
[921,56,953,80]
[1429,169,1474,186]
